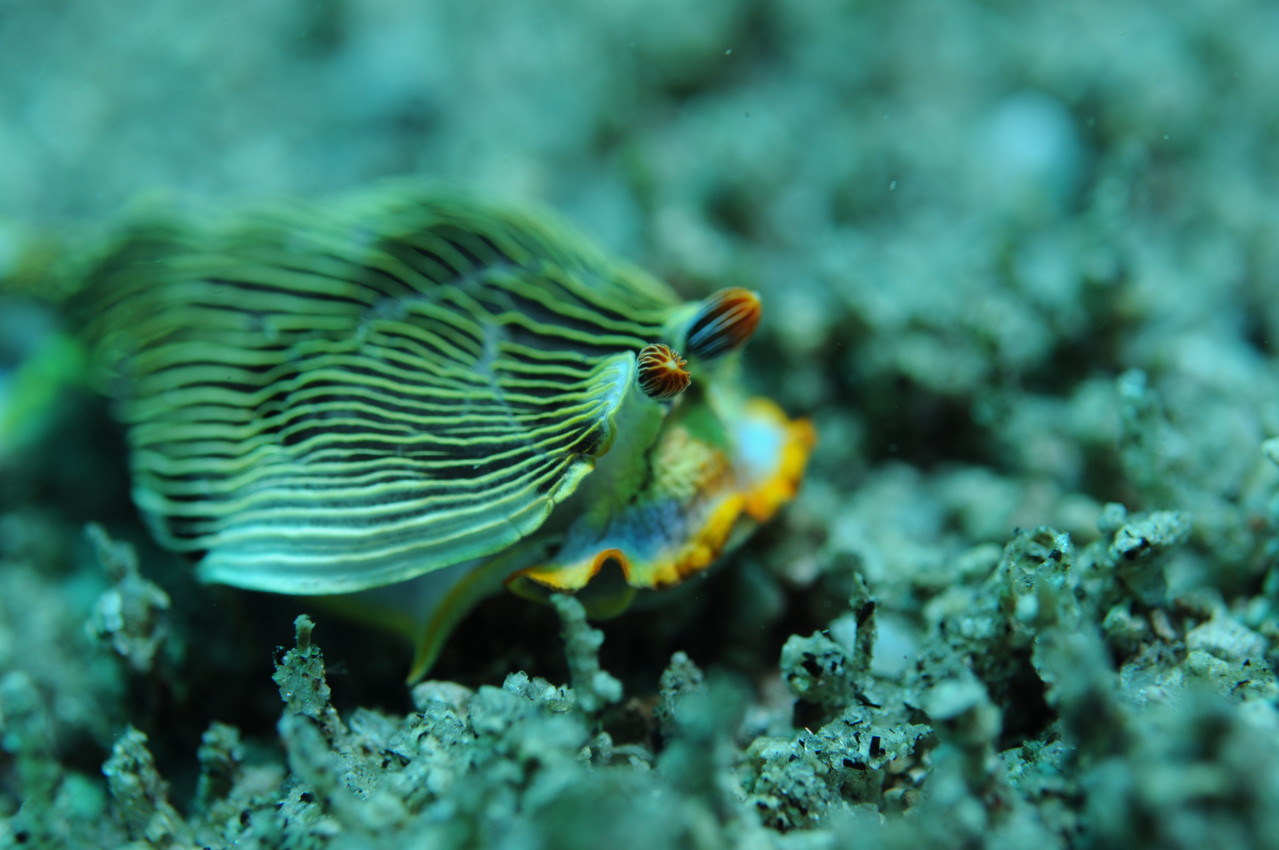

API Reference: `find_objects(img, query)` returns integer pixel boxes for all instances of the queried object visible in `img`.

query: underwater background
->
[3,0,1279,847]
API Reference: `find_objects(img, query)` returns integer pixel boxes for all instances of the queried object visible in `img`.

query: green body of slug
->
[35,184,815,676]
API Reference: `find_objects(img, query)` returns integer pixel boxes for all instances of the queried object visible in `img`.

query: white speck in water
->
[889,180,897,191]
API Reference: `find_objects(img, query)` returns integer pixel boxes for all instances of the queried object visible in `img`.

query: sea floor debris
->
[3,495,1277,850]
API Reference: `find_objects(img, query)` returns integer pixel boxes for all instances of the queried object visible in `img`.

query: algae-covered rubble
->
[99,603,788,849]
[7,502,1279,848]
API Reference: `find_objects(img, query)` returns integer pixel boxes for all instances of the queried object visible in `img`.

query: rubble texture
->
[3,0,1279,847]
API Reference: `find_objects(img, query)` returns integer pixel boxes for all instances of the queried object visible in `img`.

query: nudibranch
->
[73,184,815,678]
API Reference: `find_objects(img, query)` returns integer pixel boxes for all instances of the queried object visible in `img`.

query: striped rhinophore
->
[681,287,761,360]
[636,343,691,401]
